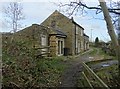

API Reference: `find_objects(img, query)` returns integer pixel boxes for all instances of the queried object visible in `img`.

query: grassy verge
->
[87,61,118,86]
[77,47,119,87]
[96,64,119,87]
[77,63,119,87]
[88,48,98,56]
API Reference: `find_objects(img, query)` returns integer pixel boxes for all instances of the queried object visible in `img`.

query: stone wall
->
[75,25,84,54]
[49,35,57,57]
[13,24,50,57]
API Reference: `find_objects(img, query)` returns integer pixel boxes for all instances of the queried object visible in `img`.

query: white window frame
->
[81,30,83,36]
[76,26,79,34]
[57,38,64,56]
[41,35,47,46]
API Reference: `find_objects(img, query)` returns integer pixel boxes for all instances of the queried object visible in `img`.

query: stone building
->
[48,27,67,56]
[12,24,50,57]
[8,10,89,57]
[41,10,89,56]
[14,24,49,48]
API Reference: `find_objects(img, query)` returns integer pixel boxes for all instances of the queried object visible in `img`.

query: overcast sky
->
[0,0,116,42]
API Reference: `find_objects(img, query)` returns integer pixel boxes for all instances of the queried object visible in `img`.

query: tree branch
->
[60,1,120,15]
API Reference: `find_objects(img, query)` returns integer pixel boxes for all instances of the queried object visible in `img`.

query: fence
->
[81,62,110,88]
[34,46,50,58]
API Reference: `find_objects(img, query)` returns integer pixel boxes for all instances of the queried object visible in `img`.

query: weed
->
[2,39,67,88]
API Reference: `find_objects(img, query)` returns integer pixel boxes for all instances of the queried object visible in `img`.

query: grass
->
[3,52,67,88]
[88,48,98,55]
[77,47,119,87]
[2,39,67,88]
[95,64,119,87]
[86,47,115,64]
[77,63,119,87]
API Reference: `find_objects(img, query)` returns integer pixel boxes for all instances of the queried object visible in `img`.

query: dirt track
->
[58,49,117,87]
[59,50,93,87]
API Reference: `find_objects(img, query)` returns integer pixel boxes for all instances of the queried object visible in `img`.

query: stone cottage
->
[41,10,89,56]
[13,23,67,57]
[11,10,89,57]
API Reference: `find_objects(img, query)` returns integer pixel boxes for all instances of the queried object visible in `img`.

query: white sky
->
[0,0,120,2]
[1,0,118,42]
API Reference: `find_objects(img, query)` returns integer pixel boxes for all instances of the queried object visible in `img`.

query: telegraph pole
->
[91,29,93,42]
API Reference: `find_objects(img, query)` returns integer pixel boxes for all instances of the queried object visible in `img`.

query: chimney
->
[71,17,74,21]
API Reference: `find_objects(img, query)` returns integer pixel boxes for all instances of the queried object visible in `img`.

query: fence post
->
[82,62,110,88]
[82,72,94,88]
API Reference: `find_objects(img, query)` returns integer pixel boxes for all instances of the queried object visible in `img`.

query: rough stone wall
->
[49,35,57,57]
[75,25,85,54]
[14,24,49,48]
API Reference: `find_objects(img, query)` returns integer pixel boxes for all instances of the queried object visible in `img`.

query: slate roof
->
[50,27,67,38]
[84,33,89,38]
[55,28,67,37]
[72,20,84,30]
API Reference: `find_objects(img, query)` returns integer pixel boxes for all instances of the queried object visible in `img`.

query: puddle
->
[102,64,110,67]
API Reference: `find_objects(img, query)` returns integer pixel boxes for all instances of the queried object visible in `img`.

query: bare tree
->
[117,2,120,44]
[57,0,120,27]
[4,2,25,33]
[57,0,120,39]
[58,0,120,76]
[98,0,120,76]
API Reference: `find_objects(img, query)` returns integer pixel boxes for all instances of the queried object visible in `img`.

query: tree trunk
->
[98,0,120,76]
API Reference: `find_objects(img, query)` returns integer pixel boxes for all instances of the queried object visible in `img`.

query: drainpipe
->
[75,24,76,55]
[71,17,76,55]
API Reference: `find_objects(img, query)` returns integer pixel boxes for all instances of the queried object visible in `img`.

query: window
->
[41,35,47,54]
[41,35,46,46]
[58,40,60,54]
[76,37,78,48]
[76,26,79,34]
[81,30,83,36]
[81,41,83,49]
[61,41,63,54]
[58,39,64,55]
[78,43,80,53]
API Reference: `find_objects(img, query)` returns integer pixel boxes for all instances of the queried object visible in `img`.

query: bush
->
[2,40,66,88]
